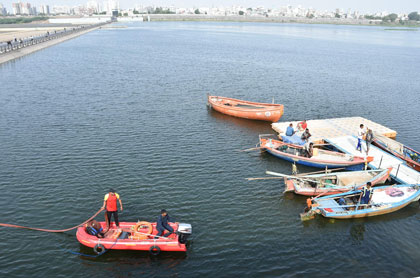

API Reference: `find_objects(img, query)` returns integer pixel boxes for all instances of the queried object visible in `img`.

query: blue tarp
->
[281,134,305,145]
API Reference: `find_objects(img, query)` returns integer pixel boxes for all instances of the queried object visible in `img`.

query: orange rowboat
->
[207,95,284,122]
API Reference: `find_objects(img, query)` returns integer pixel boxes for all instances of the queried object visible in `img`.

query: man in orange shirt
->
[297,120,307,131]
[102,188,123,230]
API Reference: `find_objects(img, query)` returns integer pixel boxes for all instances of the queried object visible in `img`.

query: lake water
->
[0,21,420,277]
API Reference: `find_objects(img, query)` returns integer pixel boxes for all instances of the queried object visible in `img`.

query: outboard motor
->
[177,223,192,244]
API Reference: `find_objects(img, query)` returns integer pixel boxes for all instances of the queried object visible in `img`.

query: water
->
[0,22,420,277]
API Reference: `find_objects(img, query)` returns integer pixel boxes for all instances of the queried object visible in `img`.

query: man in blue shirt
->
[286,123,296,136]
[360,182,373,205]
[155,209,175,238]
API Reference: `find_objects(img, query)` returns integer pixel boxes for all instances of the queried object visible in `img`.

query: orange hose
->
[0,208,104,233]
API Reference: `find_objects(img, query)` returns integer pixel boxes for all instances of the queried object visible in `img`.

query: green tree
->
[408,11,420,21]
[239,10,244,15]
[335,13,341,18]
[133,9,139,14]
[123,12,128,16]
[194,9,200,14]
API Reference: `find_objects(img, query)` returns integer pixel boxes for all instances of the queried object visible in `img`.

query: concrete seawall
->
[0,25,105,65]
[144,14,380,25]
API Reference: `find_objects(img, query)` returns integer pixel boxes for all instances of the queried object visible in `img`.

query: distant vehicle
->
[207,95,284,122]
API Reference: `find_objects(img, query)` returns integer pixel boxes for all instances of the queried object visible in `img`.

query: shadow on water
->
[76,242,189,264]
[207,107,273,134]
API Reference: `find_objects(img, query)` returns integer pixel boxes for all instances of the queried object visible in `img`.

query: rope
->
[0,208,104,233]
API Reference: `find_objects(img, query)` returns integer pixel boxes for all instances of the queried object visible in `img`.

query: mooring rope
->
[0,208,104,233]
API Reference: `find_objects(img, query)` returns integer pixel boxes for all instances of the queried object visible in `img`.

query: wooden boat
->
[76,221,192,255]
[259,135,373,171]
[207,95,284,122]
[280,168,392,196]
[302,184,420,220]
[373,133,420,172]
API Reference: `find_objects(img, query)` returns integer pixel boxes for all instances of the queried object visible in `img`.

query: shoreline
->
[0,24,107,65]
[143,14,420,28]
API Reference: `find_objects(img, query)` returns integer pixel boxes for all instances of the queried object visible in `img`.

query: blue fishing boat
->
[259,135,372,171]
[302,184,420,220]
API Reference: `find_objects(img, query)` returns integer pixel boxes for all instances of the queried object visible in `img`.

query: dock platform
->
[327,136,420,185]
[272,117,397,144]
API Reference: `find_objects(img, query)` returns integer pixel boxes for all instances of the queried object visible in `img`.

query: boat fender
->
[149,245,160,256]
[93,243,106,255]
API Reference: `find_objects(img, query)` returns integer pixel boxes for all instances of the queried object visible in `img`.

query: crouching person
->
[85,220,105,238]
[155,209,175,239]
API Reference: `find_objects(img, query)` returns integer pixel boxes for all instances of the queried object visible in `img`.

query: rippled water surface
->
[1,22,420,277]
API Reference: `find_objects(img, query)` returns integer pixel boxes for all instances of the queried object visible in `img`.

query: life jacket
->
[106,193,118,211]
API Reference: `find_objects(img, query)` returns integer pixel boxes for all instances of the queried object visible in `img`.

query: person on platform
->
[297,120,307,131]
[359,182,373,206]
[285,123,296,137]
[301,128,312,142]
[155,209,175,239]
[356,124,366,152]
[102,188,123,230]
[365,128,374,155]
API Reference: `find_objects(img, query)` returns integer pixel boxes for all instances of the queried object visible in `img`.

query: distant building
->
[86,0,99,14]
[52,5,71,15]
[0,3,7,16]
[39,4,50,15]
[12,2,21,15]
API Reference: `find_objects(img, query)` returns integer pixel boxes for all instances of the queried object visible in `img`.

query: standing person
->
[102,189,123,230]
[155,209,175,238]
[285,123,296,136]
[365,128,374,155]
[297,120,307,131]
[356,124,365,152]
[359,182,373,206]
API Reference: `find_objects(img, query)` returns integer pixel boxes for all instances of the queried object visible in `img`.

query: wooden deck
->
[272,117,397,144]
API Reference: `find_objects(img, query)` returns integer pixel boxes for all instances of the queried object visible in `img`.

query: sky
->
[1,0,419,14]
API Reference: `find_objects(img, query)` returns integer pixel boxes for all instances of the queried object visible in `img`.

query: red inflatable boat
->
[76,221,192,255]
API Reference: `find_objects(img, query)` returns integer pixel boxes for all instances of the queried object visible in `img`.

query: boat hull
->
[76,222,188,252]
[314,185,420,219]
[373,139,420,172]
[208,95,284,122]
[260,137,371,171]
[286,168,391,196]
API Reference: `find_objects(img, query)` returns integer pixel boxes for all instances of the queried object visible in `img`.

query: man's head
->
[109,188,115,194]
[289,123,293,127]
[360,124,364,128]
[367,182,372,188]
[306,128,309,132]
[161,209,167,216]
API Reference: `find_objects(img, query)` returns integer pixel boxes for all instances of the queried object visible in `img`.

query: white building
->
[0,3,7,15]
[39,4,50,15]
[52,5,72,15]
[86,0,99,14]
[12,2,21,15]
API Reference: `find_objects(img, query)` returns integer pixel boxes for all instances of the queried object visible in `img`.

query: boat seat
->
[118,231,129,239]
[318,199,345,212]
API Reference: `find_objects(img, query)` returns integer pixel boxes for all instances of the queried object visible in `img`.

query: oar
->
[239,147,261,152]
[246,177,285,181]
[296,168,346,176]
[265,171,323,184]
